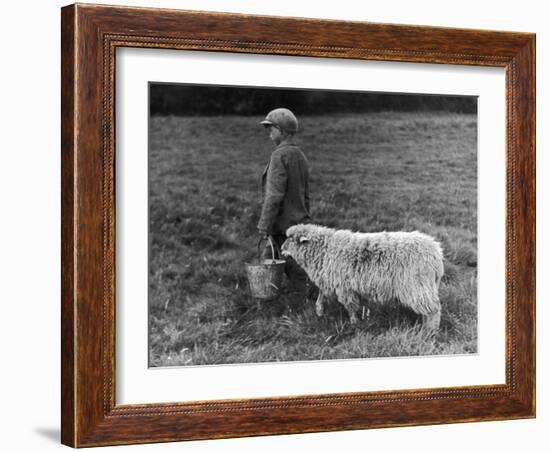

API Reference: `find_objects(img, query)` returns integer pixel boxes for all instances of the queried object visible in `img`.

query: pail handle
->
[257,236,278,263]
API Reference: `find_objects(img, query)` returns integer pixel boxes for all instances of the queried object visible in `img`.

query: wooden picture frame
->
[61,3,535,447]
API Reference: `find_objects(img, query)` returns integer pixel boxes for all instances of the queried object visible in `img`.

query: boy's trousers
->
[261,234,309,295]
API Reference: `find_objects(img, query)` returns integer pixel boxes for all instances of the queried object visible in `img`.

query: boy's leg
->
[260,235,310,298]
[286,259,309,296]
[271,235,309,297]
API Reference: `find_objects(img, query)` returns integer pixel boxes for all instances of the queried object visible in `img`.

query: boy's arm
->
[257,152,287,235]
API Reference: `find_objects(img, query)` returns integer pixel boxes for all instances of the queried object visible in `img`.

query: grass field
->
[148,112,478,367]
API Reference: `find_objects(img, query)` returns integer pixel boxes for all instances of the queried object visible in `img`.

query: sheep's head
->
[281,224,327,266]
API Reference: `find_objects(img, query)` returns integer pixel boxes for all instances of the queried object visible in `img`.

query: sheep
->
[280,224,444,331]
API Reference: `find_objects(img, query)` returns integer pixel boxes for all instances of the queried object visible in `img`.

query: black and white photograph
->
[148,84,478,367]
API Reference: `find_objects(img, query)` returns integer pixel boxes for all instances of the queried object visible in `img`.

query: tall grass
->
[148,112,477,367]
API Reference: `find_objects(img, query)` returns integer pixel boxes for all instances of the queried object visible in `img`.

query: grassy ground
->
[148,112,478,367]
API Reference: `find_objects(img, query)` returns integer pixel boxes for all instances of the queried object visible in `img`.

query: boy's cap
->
[260,108,298,134]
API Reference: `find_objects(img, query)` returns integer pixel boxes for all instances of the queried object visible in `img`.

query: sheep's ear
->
[299,236,309,244]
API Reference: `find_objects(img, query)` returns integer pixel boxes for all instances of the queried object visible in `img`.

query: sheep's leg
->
[337,290,360,325]
[315,292,326,317]
[401,280,441,332]
[422,309,441,332]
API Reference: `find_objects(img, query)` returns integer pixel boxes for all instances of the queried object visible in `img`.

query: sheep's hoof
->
[315,305,324,317]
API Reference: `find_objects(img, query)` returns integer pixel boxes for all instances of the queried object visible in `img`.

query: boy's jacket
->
[258,143,311,235]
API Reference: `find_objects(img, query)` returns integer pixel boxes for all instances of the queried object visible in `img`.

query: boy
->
[257,108,311,296]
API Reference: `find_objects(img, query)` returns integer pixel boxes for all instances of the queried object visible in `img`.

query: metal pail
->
[245,237,286,300]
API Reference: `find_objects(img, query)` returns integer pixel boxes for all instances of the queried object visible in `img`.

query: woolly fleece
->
[282,224,444,329]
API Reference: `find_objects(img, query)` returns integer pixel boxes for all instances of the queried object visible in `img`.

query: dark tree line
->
[150,83,477,116]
